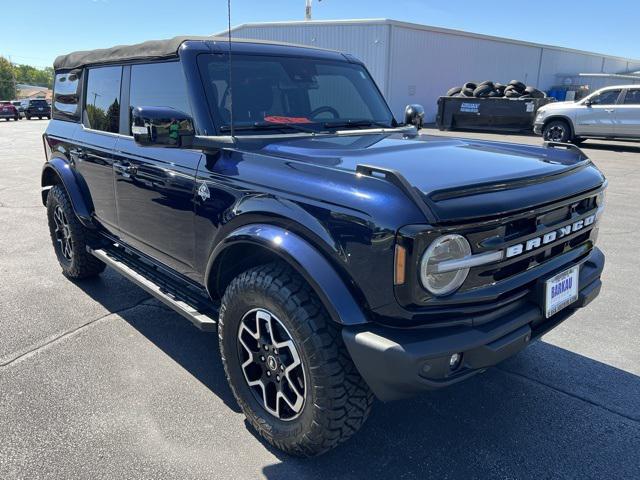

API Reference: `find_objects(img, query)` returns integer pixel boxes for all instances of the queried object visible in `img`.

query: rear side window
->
[84,66,122,133]
[623,89,640,105]
[53,71,82,121]
[128,62,191,134]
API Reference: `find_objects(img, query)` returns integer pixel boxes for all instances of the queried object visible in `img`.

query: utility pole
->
[305,0,322,21]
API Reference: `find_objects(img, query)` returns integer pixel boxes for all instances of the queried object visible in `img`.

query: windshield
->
[198,54,395,134]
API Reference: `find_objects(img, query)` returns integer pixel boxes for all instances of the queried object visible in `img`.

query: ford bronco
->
[42,37,606,456]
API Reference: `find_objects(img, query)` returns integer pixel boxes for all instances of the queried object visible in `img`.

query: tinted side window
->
[84,66,122,133]
[54,72,82,121]
[590,90,621,105]
[129,62,191,134]
[623,89,640,105]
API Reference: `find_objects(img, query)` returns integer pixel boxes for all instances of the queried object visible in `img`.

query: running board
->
[89,247,217,332]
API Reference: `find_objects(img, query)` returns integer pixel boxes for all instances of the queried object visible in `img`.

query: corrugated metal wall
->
[232,21,640,123]
[233,23,390,96]
[387,25,541,120]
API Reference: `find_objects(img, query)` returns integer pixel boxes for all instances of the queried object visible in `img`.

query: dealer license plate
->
[544,266,579,318]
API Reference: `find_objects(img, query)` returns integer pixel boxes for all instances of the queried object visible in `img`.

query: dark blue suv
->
[42,37,606,456]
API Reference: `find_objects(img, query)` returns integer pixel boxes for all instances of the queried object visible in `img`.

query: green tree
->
[0,57,17,100]
[12,63,53,88]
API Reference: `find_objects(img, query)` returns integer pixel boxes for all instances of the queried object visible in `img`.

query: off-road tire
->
[219,262,374,457]
[473,84,494,97]
[46,184,105,279]
[508,80,526,92]
[447,86,462,96]
[504,87,522,98]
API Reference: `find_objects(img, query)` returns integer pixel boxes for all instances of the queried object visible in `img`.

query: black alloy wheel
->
[52,204,74,262]
[237,308,306,421]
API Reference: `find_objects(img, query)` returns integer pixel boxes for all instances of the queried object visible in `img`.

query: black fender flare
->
[205,224,369,326]
[41,157,94,227]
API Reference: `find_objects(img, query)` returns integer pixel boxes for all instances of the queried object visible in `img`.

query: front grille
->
[463,194,599,291]
[394,187,603,315]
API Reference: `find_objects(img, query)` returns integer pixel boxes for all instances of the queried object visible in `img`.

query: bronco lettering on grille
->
[505,214,596,259]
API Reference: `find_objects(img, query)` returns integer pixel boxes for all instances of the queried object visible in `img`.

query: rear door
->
[574,88,622,137]
[73,65,123,231]
[113,61,202,278]
[614,88,640,138]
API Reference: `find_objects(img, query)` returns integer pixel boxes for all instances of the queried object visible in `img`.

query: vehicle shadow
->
[72,270,240,412]
[580,141,640,154]
[74,273,640,479]
[261,343,640,480]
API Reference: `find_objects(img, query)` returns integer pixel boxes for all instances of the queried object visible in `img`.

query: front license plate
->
[545,266,579,318]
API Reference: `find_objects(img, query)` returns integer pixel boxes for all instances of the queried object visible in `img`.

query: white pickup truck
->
[534,85,640,143]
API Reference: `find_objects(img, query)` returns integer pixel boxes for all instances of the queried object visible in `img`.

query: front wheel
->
[219,262,373,456]
[543,119,572,143]
[46,185,106,279]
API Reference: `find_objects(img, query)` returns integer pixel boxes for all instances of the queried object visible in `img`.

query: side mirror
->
[131,106,195,148]
[583,99,592,107]
[404,104,425,129]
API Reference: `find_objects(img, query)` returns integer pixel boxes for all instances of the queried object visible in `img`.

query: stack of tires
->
[446,80,545,99]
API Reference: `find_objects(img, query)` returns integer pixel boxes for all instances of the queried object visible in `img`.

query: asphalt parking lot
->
[0,119,639,479]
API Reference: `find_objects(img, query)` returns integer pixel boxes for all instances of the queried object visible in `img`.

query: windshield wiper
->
[323,119,395,130]
[220,122,320,134]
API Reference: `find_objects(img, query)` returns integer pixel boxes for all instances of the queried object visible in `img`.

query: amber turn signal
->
[394,245,407,285]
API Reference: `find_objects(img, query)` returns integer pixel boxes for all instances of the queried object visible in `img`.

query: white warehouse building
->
[229,19,640,122]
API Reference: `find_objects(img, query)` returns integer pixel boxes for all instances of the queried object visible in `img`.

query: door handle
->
[69,148,86,162]
[605,109,615,113]
[113,162,137,176]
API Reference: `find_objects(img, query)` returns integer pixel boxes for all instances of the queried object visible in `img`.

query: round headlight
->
[420,234,471,296]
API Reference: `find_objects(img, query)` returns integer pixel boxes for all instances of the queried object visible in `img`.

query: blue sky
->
[3,0,638,68]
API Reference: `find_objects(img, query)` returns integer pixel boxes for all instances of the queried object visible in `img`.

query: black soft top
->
[53,36,342,71]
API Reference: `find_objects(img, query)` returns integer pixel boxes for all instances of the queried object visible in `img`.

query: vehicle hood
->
[253,132,605,223]
[539,100,578,112]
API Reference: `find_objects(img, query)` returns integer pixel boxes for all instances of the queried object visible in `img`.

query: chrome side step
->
[90,248,217,332]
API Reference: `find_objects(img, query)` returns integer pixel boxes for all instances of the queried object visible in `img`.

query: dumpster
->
[436,96,555,133]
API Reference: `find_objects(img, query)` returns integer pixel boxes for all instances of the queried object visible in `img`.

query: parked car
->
[11,100,25,118]
[42,37,606,456]
[535,85,640,143]
[24,99,51,120]
[0,101,20,121]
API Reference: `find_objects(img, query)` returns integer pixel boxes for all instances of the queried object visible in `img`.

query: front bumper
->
[343,248,604,401]
[533,122,544,135]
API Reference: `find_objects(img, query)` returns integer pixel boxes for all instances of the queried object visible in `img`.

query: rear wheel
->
[46,185,105,279]
[219,262,373,456]
[543,119,572,143]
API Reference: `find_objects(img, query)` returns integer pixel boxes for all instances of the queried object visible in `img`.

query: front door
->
[574,88,622,137]
[614,88,640,138]
[113,61,201,279]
